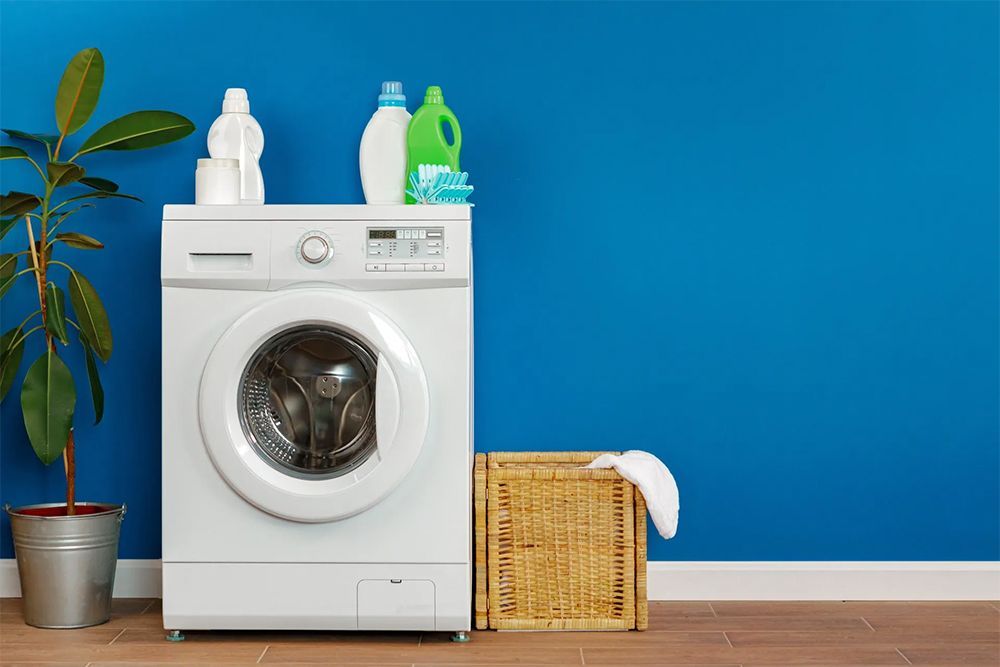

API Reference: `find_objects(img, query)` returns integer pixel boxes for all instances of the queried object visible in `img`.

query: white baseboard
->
[647,561,1000,600]
[2,559,998,600]
[1,559,161,598]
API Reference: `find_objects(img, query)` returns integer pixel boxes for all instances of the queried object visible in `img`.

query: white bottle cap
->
[222,88,250,113]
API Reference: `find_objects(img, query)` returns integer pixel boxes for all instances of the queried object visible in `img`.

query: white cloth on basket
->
[585,450,679,539]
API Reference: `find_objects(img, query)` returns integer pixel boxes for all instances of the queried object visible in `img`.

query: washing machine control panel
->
[365,227,445,272]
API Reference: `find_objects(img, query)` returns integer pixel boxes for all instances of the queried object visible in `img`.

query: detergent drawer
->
[357,579,435,630]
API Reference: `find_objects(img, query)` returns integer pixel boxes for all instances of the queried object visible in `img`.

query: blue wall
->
[1,1,997,561]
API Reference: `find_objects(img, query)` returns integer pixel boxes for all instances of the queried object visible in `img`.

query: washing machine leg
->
[165,630,186,642]
[450,630,470,643]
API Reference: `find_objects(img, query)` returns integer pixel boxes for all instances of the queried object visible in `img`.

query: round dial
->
[299,234,331,264]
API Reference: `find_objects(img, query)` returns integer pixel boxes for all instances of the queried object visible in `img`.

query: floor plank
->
[0,599,995,666]
[582,645,910,664]
[727,628,1000,647]
[711,601,999,617]
[897,644,1000,665]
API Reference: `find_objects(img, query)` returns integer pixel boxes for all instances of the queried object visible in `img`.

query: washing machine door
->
[198,290,429,522]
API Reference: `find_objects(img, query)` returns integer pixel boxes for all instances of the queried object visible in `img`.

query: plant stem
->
[35,174,76,514]
[9,325,43,350]
[63,431,76,515]
[23,155,46,183]
[14,309,41,335]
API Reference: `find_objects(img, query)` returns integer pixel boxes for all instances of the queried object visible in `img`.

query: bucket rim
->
[4,502,125,520]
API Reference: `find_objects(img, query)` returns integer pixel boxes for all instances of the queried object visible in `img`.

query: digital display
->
[369,230,397,239]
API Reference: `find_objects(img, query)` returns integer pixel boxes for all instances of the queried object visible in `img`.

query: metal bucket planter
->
[5,503,126,628]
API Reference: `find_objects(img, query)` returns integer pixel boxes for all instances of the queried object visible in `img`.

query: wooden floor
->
[0,599,997,666]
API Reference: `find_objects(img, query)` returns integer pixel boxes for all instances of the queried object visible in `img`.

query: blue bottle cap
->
[378,81,406,107]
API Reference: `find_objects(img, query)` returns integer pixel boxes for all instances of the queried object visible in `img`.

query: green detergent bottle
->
[406,85,462,203]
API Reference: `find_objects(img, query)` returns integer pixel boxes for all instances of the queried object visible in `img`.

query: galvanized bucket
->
[5,502,126,628]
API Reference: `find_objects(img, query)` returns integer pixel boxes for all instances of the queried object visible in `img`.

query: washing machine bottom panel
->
[162,562,471,631]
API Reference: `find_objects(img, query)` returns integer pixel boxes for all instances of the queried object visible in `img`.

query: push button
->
[365,263,386,272]
[405,263,425,272]
[427,248,442,256]
[426,241,442,248]
[424,263,444,272]
[427,231,442,238]
[386,263,405,272]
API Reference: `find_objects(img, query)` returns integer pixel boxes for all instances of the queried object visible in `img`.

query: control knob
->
[300,235,330,264]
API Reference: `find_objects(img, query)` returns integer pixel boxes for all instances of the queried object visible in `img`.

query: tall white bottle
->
[359,81,411,204]
[207,88,264,205]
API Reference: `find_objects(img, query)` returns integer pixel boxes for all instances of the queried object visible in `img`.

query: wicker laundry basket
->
[474,452,648,631]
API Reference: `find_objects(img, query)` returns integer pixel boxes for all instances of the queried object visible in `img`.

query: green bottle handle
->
[436,113,462,169]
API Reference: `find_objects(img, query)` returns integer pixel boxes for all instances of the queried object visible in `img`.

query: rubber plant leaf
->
[78,176,119,192]
[55,232,103,250]
[47,161,85,188]
[45,283,70,345]
[0,192,42,217]
[0,327,25,402]
[80,332,104,424]
[77,111,195,156]
[55,47,104,137]
[68,270,112,362]
[20,348,76,465]
[0,146,28,160]
[59,191,142,206]
[0,253,17,298]
[0,216,18,241]
[2,129,58,147]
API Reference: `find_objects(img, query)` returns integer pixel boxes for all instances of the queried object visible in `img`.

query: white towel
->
[586,450,679,539]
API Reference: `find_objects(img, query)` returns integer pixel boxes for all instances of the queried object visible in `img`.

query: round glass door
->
[239,326,378,479]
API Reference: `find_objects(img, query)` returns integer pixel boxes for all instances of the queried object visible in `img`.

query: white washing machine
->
[160,205,472,633]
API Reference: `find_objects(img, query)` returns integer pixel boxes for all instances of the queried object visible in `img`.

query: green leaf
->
[0,216,19,241]
[68,270,112,361]
[0,146,28,160]
[45,283,69,345]
[1,192,42,217]
[58,191,142,206]
[55,47,104,136]
[20,349,75,465]
[0,327,25,402]
[47,161,85,188]
[80,333,104,424]
[79,176,118,192]
[2,129,58,147]
[77,110,194,156]
[0,253,17,298]
[55,232,103,250]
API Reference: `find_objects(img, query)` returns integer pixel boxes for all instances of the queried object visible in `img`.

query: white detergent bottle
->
[359,81,410,204]
[207,88,264,205]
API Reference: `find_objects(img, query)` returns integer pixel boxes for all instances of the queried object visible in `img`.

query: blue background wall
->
[1,1,997,562]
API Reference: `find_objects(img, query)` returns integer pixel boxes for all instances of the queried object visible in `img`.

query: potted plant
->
[0,47,194,628]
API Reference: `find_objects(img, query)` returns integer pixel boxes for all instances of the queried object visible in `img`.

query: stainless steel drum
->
[239,326,378,478]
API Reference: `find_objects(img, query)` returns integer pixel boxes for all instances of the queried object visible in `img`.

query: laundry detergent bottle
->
[359,81,411,204]
[405,85,461,203]
[207,88,265,204]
